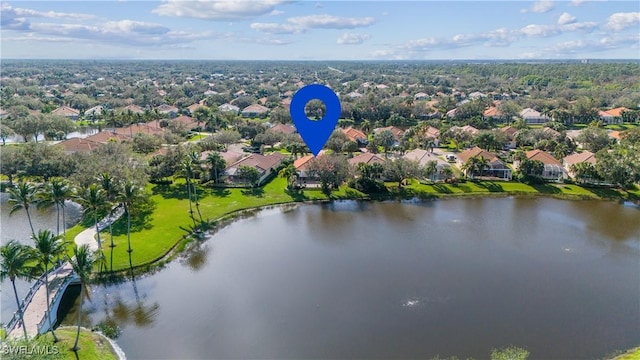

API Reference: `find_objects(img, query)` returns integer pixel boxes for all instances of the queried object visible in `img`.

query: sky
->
[1,0,639,60]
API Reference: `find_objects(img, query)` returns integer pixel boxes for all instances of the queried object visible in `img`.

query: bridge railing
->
[36,272,79,335]
[4,261,69,335]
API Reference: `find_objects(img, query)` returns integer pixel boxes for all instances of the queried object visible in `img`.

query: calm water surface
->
[54,197,640,359]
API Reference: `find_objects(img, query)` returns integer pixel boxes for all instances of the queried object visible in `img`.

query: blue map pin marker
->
[290,84,341,157]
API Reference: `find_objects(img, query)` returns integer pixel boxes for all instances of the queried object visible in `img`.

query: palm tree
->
[278,164,298,189]
[75,184,107,267]
[118,181,142,254]
[423,160,439,182]
[0,240,35,341]
[67,244,95,352]
[8,182,38,236]
[32,230,66,342]
[36,178,73,238]
[179,156,195,225]
[98,173,119,249]
[475,156,490,178]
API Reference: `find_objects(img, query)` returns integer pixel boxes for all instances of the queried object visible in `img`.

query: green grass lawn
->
[66,177,366,272]
[610,347,640,360]
[64,176,638,274]
[1,327,118,360]
[187,134,208,142]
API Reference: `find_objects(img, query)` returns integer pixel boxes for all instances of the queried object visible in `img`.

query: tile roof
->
[59,138,100,152]
[85,131,130,144]
[563,151,596,166]
[241,104,269,114]
[526,149,561,165]
[348,153,386,166]
[294,155,315,170]
[268,123,296,134]
[457,146,500,163]
[342,127,367,142]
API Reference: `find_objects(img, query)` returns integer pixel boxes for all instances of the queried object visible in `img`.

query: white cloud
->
[570,0,587,6]
[250,22,304,34]
[548,33,639,54]
[1,3,95,21]
[152,0,292,21]
[521,0,555,13]
[606,12,640,31]
[558,12,576,25]
[288,14,375,29]
[12,19,226,47]
[519,24,559,37]
[336,32,370,45]
[269,9,284,16]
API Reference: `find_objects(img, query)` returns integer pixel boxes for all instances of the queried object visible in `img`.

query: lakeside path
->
[73,206,125,251]
[63,177,640,274]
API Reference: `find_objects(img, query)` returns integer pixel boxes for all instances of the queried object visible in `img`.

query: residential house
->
[58,138,100,153]
[521,149,565,181]
[403,149,451,181]
[187,103,205,115]
[294,155,320,188]
[225,152,285,185]
[342,127,368,145]
[51,106,80,120]
[218,103,240,113]
[156,104,179,118]
[115,123,165,137]
[499,126,518,149]
[456,146,512,180]
[482,107,503,121]
[348,153,386,167]
[519,108,550,124]
[172,115,201,131]
[414,92,429,100]
[599,107,628,125]
[122,104,145,114]
[607,130,622,143]
[85,131,130,144]
[373,126,405,144]
[84,105,103,118]
[241,104,269,118]
[563,151,596,178]
[450,125,480,137]
[268,123,296,135]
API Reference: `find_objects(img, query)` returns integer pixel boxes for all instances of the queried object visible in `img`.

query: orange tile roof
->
[294,155,314,170]
[342,127,367,142]
[59,138,99,152]
[457,146,500,163]
[604,107,629,117]
[483,107,502,117]
[526,149,561,165]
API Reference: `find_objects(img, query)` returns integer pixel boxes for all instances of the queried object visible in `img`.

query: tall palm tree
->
[179,156,195,225]
[8,182,38,236]
[0,240,35,341]
[36,178,73,238]
[278,164,298,189]
[98,173,119,249]
[188,151,203,223]
[67,244,95,352]
[75,184,107,267]
[118,181,142,254]
[31,230,66,342]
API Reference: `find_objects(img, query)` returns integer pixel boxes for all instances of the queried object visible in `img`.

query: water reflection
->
[52,198,640,359]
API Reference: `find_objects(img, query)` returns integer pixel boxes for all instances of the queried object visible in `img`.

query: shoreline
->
[93,182,638,279]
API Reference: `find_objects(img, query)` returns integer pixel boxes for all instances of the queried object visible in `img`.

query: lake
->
[52,197,640,359]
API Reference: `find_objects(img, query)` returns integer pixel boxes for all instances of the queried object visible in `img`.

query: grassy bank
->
[64,177,639,274]
[610,347,640,360]
[0,327,119,360]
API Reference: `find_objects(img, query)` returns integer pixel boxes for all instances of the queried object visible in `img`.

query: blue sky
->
[1,1,638,60]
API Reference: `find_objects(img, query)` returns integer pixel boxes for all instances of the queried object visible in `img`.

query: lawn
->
[66,177,366,272]
[64,176,638,274]
[1,327,118,360]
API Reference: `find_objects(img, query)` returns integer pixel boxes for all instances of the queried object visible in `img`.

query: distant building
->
[51,106,80,120]
[519,108,550,124]
[241,104,269,118]
[218,103,240,113]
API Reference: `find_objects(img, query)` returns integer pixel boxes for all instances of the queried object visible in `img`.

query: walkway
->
[6,205,125,339]
[7,263,79,339]
[74,205,125,251]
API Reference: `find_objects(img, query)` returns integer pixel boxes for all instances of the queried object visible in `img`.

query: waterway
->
[51,197,640,359]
